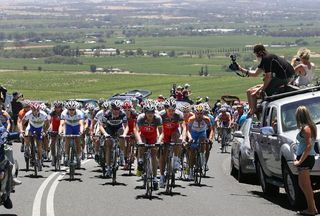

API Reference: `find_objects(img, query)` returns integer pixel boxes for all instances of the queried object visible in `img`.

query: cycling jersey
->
[126,111,138,135]
[50,110,61,132]
[61,109,83,126]
[24,110,48,128]
[215,112,231,127]
[0,111,10,129]
[159,109,183,143]
[94,109,104,122]
[100,110,127,137]
[24,110,48,140]
[137,113,162,144]
[188,116,211,149]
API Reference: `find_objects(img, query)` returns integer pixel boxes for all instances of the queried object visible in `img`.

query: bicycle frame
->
[63,135,80,180]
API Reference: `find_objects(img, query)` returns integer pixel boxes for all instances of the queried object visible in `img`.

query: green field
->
[0,70,261,102]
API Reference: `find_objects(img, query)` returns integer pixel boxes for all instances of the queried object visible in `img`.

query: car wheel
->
[282,162,306,208]
[256,158,279,195]
[230,151,237,177]
[238,154,246,183]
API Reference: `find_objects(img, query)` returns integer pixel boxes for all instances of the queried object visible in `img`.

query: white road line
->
[32,172,59,216]
[46,159,91,216]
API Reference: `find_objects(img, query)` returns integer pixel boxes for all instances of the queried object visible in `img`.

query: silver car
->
[230,117,256,182]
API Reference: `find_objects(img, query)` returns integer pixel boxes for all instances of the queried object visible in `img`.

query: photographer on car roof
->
[237,44,295,115]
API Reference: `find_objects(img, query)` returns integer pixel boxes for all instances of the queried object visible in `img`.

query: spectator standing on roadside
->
[175,85,183,101]
[294,106,318,216]
[11,92,23,132]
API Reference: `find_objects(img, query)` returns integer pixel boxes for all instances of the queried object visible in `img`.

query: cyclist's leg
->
[172,130,182,169]
[136,136,146,176]
[118,128,125,166]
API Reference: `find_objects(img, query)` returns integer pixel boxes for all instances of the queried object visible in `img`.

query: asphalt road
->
[1,142,314,216]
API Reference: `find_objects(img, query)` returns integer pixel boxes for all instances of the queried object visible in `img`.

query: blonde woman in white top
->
[292,48,316,87]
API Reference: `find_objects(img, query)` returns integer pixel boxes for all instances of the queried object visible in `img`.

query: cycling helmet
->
[65,100,78,110]
[156,101,165,111]
[53,100,63,108]
[220,107,227,112]
[203,103,211,113]
[31,102,41,110]
[98,98,105,107]
[76,101,82,109]
[131,97,138,103]
[184,83,190,88]
[102,101,109,109]
[22,100,31,108]
[86,103,95,111]
[179,103,191,113]
[143,102,156,113]
[164,98,176,109]
[40,103,47,111]
[122,100,132,109]
[194,104,204,113]
[110,100,122,110]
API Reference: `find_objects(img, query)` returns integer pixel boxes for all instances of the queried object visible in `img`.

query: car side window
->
[270,107,278,134]
[262,107,270,127]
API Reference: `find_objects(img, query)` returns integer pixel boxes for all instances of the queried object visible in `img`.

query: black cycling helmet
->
[110,100,122,110]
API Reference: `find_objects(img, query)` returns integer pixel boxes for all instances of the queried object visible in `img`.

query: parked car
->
[230,117,256,183]
[250,86,320,208]
[107,89,152,103]
[67,99,98,108]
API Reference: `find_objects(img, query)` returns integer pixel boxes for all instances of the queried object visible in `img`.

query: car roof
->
[268,90,320,107]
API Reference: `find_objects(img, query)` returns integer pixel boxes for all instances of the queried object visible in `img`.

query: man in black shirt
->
[11,92,23,132]
[238,44,294,115]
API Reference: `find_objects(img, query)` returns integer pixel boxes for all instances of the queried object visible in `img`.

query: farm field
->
[0,70,261,102]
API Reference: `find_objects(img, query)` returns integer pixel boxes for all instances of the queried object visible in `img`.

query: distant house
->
[159,52,168,57]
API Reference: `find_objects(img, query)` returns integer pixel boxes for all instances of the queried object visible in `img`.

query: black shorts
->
[296,155,315,171]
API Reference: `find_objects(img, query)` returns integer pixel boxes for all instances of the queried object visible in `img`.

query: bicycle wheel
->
[165,155,173,194]
[69,141,75,180]
[128,144,134,176]
[55,138,61,171]
[112,146,118,185]
[146,157,153,199]
[25,149,30,172]
[31,137,38,177]
[221,129,227,153]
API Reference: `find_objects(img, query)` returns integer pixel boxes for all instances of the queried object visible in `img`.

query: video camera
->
[228,54,239,71]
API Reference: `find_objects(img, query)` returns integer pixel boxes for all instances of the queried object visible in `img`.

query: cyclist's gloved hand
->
[103,133,110,138]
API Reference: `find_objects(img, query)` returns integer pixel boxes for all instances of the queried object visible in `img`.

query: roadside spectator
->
[294,106,318,216]
[175,85,183,101]
[291,48,316,87]
[238,44,295,115]
[170,83,176,98]
[182,84,193,104]
[10,92,23,132]
[0,85,7,103]
[156,95,165,102]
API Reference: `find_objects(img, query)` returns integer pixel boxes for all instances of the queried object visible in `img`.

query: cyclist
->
[121,100,138,169]
[203,103,215,171]
[99,100,127,177]
[59,100,84,168]
[158,98,185,188]
[48,101,64,166]
[91,101,108,162]
[83,103,96,159]
[17,100,31,152]
[134,102,162,190]
[215,107,232,148]
[20,103,49,171]
[131,97,142,114]
[0,103,11,132]
[185,104,214,180]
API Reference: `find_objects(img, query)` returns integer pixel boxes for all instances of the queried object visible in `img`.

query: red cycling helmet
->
[122,100,132,109]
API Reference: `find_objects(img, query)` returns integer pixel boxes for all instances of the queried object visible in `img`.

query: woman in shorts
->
[294,106,317,215]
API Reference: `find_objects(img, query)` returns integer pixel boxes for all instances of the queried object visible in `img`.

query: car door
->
[267,106,282,176]
[259,106,272,172]
[233,119,249,168]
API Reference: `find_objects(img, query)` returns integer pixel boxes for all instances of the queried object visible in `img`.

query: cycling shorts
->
[190,130,207,150]
[26,124,43,141]
[66,124,80,135]
[163,128,180,143]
